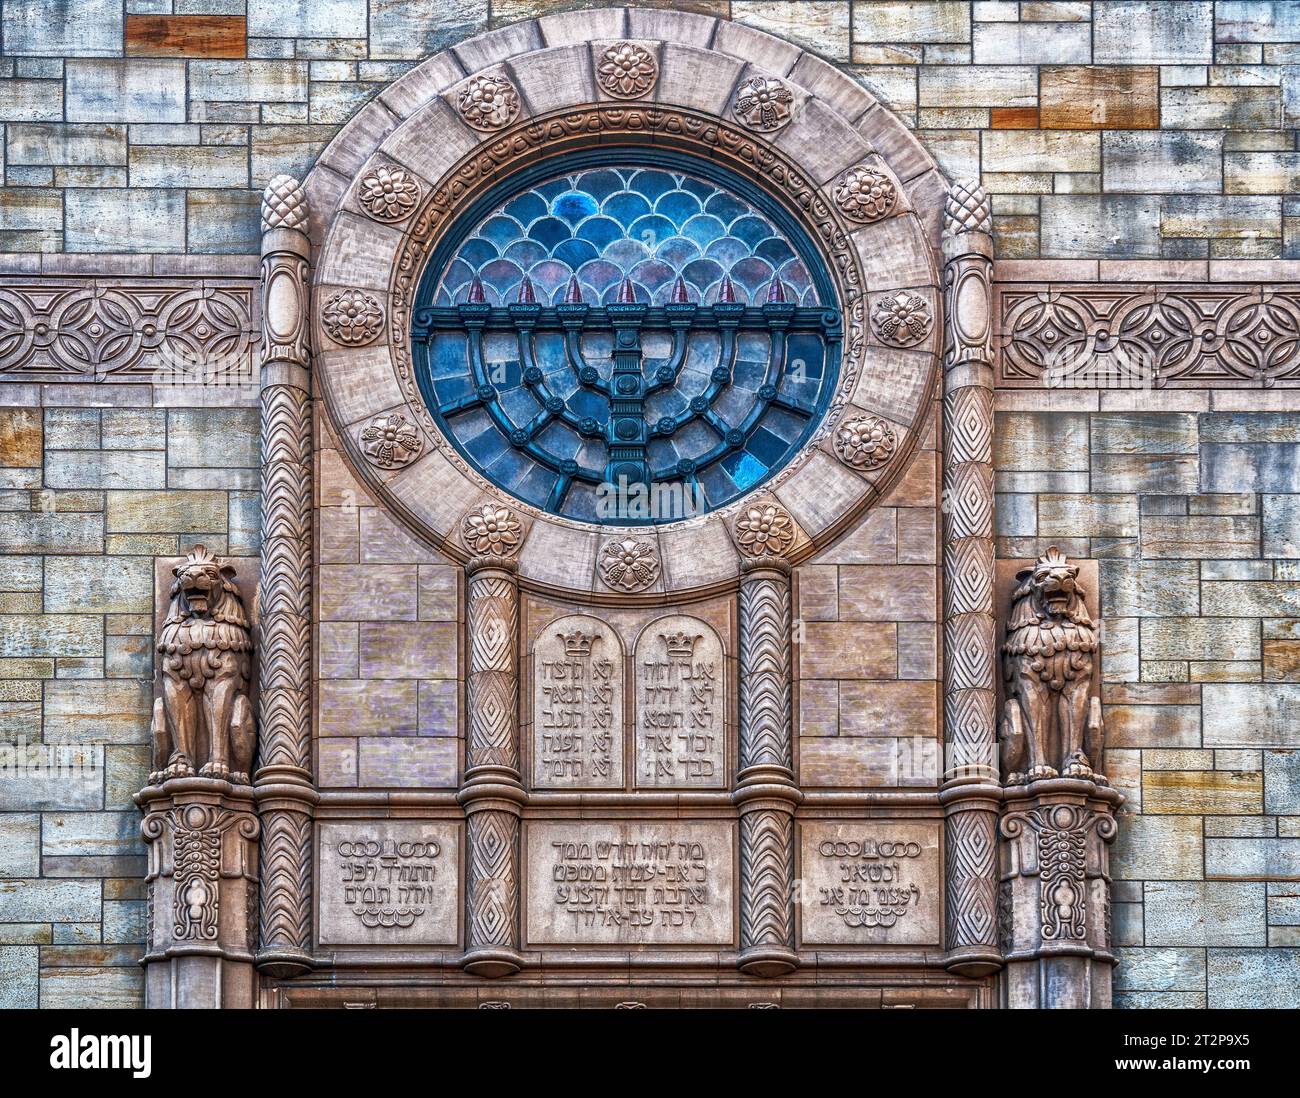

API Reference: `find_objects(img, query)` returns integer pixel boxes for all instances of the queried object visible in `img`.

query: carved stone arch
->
[300,6,953,603]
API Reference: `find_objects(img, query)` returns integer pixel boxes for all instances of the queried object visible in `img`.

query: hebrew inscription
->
[318,821,460,946]
[799,821,941,946]
[531,615,624,789]
[525,821,735,946]
[634,616,726,789]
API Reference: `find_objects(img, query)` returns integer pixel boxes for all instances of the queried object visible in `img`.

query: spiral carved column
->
[735,553,801,978]
[940,179,1003,978]
[458,505,526,977]
[253,175,318,978]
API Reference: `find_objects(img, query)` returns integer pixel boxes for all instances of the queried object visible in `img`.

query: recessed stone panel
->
[524,820,735,947]
[531,614,624,789]
[633,615,726,788]
[798,820,942,946]
[318,820,460,947]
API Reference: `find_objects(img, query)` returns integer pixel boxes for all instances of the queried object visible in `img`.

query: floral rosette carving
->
[732,76,794,132]
[733,503,796,558]
[461,502,522,557]
[457,73,520,131]
[360,412,423,470]
[871,291,932,348]
[322,289,384,346]
[599,536,659,592]
[597,42,659,99]
[358,166,420,222]
[834,166,897,223]
[834,415,897,470]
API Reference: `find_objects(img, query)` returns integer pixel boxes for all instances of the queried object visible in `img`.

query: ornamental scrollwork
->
[322,289,384,346]
[457,73,521,131]
[732,75,794,132]
[834,415,897,470]
[597,42,658,99]
[359,166,421,223]
[997,283,1300,388]
[359,412,423,470]
[598,536,659,592]
[833,166,897,224]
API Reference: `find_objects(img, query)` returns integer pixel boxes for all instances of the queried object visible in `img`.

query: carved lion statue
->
[1000,546,1105,786]
[149,545,256,785]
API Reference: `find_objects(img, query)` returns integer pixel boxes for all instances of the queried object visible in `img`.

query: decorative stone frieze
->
[940,178,1002,980]
[0,278,257,383]
[596,42,658,99]
[255,174,317,980]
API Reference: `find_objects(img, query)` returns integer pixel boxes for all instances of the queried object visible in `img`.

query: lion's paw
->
[1027,765,1058,782]
[163,754,194,780]
[1062,751,1093,779]
[1006,771,1027,787]
[230,771,250,786]
[199,761,230,780]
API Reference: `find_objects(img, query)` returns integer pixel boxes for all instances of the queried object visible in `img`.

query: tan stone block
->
[1144,770,1264,815]
[798,679,838,736]
[797,735,935,787]
[1105,704,1201,748]
[799,621,897,679]
[795,564,837,622]
[0,409,41,468]
[812,505,896,565]
[837,564,936,621]
[43,680,150,743]
[878,449,937,508]
[897,621,937,679]
[104,490,226,533]
[358,621,457,679]
[982,128,1100,173]
[1264,638,1300,681]
[1038,494,1138,538]
[1141,617,1259,662]
[897,506,936,563]
[838,679,937,736]
[1040,66,1159,129]
[318,679,417,737]
[1113,815,1204,881]
[319,505,358,564]
[319,563,417,621]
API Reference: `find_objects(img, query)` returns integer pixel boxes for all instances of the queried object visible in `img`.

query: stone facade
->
[0,3,1296,1009]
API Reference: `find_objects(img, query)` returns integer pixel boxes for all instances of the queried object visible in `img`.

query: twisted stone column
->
[458,504,526,977]
[940,179,1002,978]
[254,175,318,978]
[734,545,801,977]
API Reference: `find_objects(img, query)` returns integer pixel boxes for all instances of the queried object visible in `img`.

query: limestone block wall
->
[0,1,1298,1008]
[794,397,940,788]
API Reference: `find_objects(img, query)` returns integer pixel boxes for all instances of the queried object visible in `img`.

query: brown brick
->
[1040,66,1159,129]
[991,107,1039,129]
[1264,639,1300,682]
[125,15,246,58]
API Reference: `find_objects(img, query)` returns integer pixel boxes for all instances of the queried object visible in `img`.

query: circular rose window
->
[411,150,842,524]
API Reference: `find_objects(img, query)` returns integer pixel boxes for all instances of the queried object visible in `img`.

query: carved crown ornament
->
[306,17,945,598]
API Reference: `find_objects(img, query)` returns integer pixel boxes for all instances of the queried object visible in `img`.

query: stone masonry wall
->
[1,2,1298,1007]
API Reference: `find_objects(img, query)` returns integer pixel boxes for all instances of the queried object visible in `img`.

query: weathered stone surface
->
[1113,815,1204,880]
[1204,684,1300,746]
[798,820,941,945]
[318,821,460,946]
[1040,66,1160,129]
[1206,948,1300,1008]
[1143,770,1263,815]
[524,821,735,947]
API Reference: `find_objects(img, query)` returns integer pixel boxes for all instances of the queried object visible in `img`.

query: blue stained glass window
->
[412,155,842,524]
